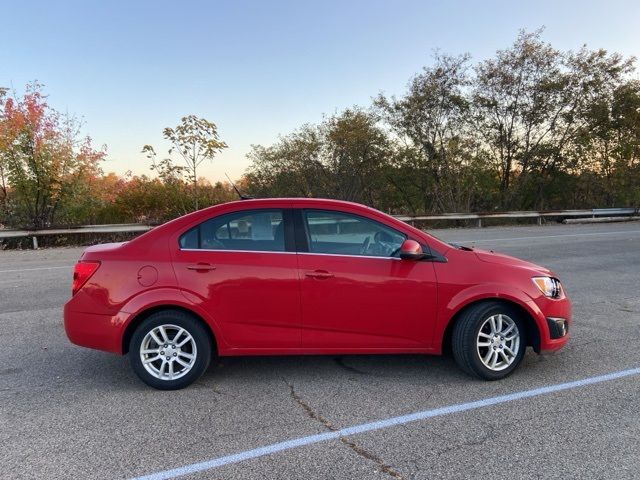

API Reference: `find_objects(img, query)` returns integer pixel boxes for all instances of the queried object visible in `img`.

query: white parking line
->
[0,265,73,274]
[456,229,640,244]
[131,366,640,480]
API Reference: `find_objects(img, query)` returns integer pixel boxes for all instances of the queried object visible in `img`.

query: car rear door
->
[171,207,301,350]
[295,208,438,350]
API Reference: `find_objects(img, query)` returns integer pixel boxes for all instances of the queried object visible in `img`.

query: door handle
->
[305,270,334,280]
[186,263,216,272]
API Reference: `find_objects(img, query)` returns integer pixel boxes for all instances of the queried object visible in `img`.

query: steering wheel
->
[360,236,370,255]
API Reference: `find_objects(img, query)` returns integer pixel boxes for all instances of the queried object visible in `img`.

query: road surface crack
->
[284,378,406,479]
[333,357,370,376]
[432,426,491,457]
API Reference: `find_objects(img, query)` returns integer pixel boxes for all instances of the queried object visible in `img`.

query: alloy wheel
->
[476,314,520,371]
[139,324,198,381]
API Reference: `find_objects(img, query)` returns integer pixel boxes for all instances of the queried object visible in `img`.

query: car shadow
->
[209,353,454,379]
[86,351,467,392]
[28,346,553,395]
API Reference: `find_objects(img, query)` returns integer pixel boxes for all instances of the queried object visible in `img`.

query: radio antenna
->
[225,173,254,200]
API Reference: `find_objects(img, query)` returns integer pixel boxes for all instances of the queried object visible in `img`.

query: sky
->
[2,0,639,182]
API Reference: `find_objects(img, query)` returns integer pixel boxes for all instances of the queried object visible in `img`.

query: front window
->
[179,209,285,252]
[303,210,406,257]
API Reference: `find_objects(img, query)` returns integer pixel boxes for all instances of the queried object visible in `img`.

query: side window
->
[304,210,406,257]
[179,209,286,252]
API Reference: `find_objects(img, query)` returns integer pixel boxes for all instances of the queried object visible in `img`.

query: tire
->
[129,310,212,390]
[452,301,527,380]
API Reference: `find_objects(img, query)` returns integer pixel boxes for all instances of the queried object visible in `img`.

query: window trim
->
[180,248,297,255]
[297,208,408,259]
[178,208,295,253]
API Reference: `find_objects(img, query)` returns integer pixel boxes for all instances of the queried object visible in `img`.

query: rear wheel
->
[129,310,212,390]
[452,301,527,380]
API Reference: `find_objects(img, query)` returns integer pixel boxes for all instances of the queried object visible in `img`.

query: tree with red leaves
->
[0,83,105,228]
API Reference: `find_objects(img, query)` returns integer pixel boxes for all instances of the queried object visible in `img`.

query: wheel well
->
[441,299,541,355]
[121,305,217,354]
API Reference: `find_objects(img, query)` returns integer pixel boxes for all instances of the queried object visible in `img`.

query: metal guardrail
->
[395,208,639,227]
[0,208,637,248]
[0,223,153,239]
[0,223,153,248]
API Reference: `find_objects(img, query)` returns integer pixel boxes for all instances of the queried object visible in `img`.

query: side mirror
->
[399,239,429,260]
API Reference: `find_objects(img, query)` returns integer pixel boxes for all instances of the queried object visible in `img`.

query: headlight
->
[532,276,562,298]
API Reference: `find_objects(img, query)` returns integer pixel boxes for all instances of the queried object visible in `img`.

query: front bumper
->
[547,317,569,339]
[531,295,572,352]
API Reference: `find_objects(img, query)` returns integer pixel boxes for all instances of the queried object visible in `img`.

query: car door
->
[171,208,301,350]
[296,208,438,350]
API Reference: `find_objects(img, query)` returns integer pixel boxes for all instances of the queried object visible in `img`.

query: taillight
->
[72,261,100,296]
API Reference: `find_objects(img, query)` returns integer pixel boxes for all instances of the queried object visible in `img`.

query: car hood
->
[473,248,553,275]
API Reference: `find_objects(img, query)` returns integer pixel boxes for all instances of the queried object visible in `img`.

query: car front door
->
[171,208,301,350]
[296,209,438,350]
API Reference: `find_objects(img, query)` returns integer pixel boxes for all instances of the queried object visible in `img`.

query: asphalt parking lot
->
[1,221,639,480]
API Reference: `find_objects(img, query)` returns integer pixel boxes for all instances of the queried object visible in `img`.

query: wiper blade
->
[450,243,474,251]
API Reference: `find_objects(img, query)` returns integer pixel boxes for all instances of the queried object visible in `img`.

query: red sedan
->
[64,198,571,389]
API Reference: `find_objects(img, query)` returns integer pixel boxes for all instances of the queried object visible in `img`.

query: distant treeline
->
[1,30,638,229]
[245,30,640,215]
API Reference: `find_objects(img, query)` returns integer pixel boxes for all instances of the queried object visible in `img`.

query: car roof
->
[214,197,370,208]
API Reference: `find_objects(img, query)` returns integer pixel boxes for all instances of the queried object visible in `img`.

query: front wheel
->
[129,310,212,390]
[452,302,527,380]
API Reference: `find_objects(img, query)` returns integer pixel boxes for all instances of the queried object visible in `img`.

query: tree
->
[471,30,635,208]
[471,30,563,208]
[574,79,640,206]
[246,108,394,206]
[375,53,485,212]
[321,108,393,204]
[143,115,227,210]
[0,87,9,220]
[0,83,105,228]
[246,125,324,198]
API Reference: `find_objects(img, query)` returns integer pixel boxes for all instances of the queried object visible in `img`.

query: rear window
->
[179,227,199,249]
[179,209,285,252]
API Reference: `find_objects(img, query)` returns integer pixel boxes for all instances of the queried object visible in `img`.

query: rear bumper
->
[64,302,126,354]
